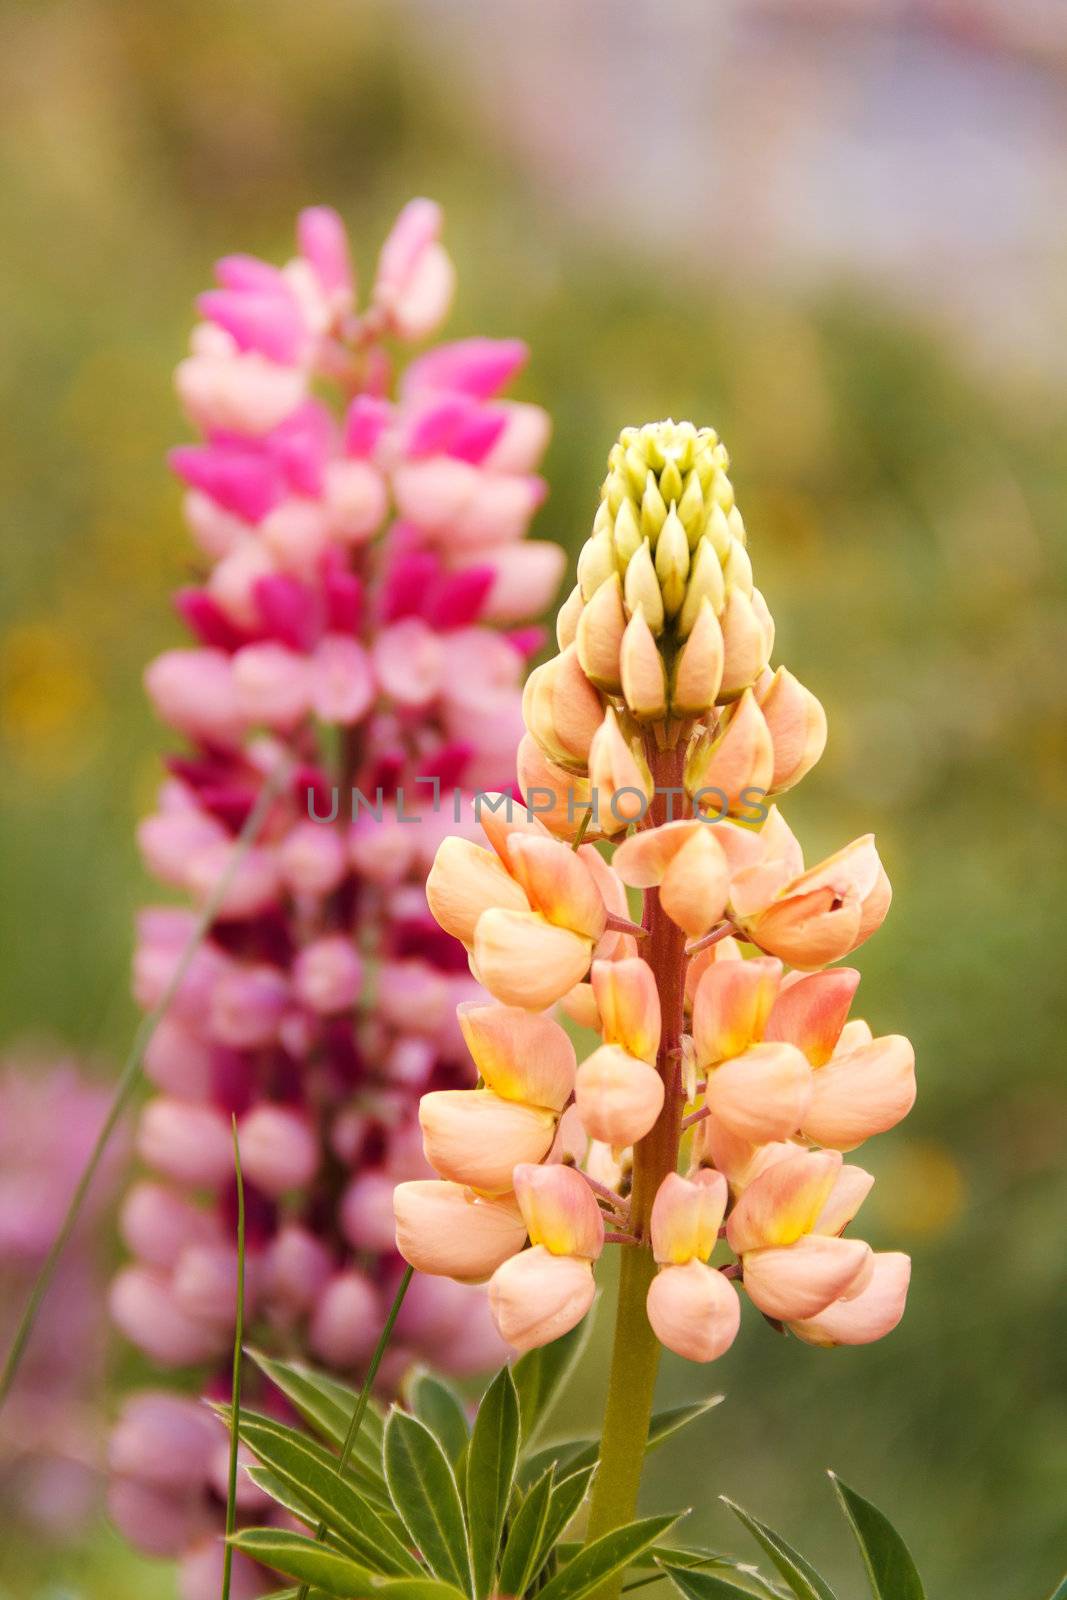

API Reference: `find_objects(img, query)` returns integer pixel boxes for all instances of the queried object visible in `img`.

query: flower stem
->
[585,743,688,1591]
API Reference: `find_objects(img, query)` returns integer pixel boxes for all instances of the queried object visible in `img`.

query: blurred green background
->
[2,1,1066,1595]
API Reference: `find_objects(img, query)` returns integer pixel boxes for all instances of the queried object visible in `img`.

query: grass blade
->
[221,1117,247,1600]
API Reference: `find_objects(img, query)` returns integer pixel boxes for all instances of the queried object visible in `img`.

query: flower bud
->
[137,1101,235,1190]
[576,573,627,692]
[677,538,726,638]
[513,1163,604,1259]
[620,607,668,722]
[556,583,584,650]
[237,1105,320,1197]
[308,1270,380,1366]
[623,540,665,636]
[425,836,530,946]
[764,967,860,1066]
[109,1267,228,1368]
[488,1245,596,1353]
[671,599,724,717]
[612,497,643,567]
[646,1259,741,1363]
[705,1041,813,1144]
[522,644,604,769]
[577,527,617,601]
[755,666,828,794]
[591,956,661,1064]
[473,909,593,1011]
[719,588,773,701]
[692,955,782,1066]
[685,690,774,815]
[262,1223,333,1314]
[726,1148,842,1255]
[119,1183,219,1270]
[655,505,690,618]
[612,818,702,888]
[372,199,455,341]
[419,1089,557,1193]
[393,1179,527,1282]
[516,734,597,842]
[457,1001,576,1112]
[574,1044,664,1147]
[733,833,891,970]
[109,1393,218,1490]
[292,934,362,1014]
[651,1169,727,1265]
[588,708,654,826]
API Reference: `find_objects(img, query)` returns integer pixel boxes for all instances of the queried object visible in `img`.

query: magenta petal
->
[426,567,494,629]
[403,337,528,400]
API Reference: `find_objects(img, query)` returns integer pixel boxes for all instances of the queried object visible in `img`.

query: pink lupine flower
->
[112,201,555,1587]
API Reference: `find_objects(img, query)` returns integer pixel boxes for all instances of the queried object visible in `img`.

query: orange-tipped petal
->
[788,1252,911,1347]
[803,1035,916,1150]
[516,734,597,843]
[659,828,730,938]
[513,1163,604,1260]
[576,573,626,693]
[685,691,774,817]
[477,791,551,864]
[692,955,783,1067]
[393,1180,526,1282]
[764,968,860,1066]
[719,587,773,700]
[457,1002,576,1112]
[726,1148,842,1254]
[579,843,638,960]
[671,599,724,717]
[574,1044,665,1147]
[684,935,743,1012]
[742,1234,872,1322]
[738,887,863,971]
[646,1259,741,1362]
[620,606,668,722]
[488,1246,596,1353]
[588,707,653,827]
[612,819,702,889]
[560,981,600,1032]
[474,909,593,1010]
[705,1041,813,1143]
[755,666,828,793]
[690,1114,763,1190]
[591,957,662,1064]
[419,1089,556,1193]
[522,644,604,768]
[651,1170,728,1265]
[426,837,529,945]
[815,1163,875,1235]
[506,834,607,940]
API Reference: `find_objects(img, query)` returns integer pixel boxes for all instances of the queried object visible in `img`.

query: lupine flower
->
[0,1055,126,1537]
[401,418,915,1372]
[111,200,558,1589]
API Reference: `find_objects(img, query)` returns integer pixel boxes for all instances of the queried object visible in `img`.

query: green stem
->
[586,743,688,1590]
[0,763,285,1415]
[221,1118,247,1600]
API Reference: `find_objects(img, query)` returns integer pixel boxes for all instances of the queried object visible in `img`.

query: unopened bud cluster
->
[400,418,915,1371]
[523,421,825,838]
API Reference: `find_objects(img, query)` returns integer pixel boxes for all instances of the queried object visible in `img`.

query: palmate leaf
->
[384,1407,473,1594]
[498,1461,557,1598]
[235,1416,421,1577]
[512,1318,593,1443]
[722,1500,837,1600]
[248,1348,386,1482]
[829,1474,925,1600]
[535,1514,682,1600]
[408,1370,470,1467]
[466,1365,521,1598]
[229,1529,375,1597]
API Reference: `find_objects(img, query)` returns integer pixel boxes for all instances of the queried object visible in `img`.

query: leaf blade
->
[829,1474,925,1600]
[535,1513,682,1600]
[722,1499,837,1600]
[228,1529,375,1597]
[467,1366,521,1598]
[384,1408,472,1593]
[513,1319,593,1444]
[498,1462,557,1599]
[409,1371,471,1467]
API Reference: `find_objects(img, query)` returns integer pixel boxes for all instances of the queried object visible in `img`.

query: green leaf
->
[829,1474,925,1600]
[247,1349,385,1481]
[228,1529,374,1597]
[663,1564,778,1600]
[236,1417,421,1576]
[722,1499,837,1600]
[534,1515,682,1600]
[466,1366,521,1598]
[384,1407,472,1593]
[498,1462,557,1599]
[222,1401,392,1519]
[374,1584,471,1600]
[513,1318,592,1443]
[409,1371,470,1466]
[527,1397,723,1483]
[1045,1579,1067,1600]
[531,1464,598,1582]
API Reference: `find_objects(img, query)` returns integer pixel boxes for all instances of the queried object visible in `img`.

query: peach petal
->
[513,1162,604,1260]
[726,1148,843,1254]
[692,955,783,1067]
[705,1041,813,1143]
[815,1164,876,1236]
[426,837,529,946]
[646,1259,741,1362]
[612,820,702,888]
[574,1044,665,1147]
[651,1170,728,1265]
[488,1246,596,1353]
[659,828,731,938]
[764,968,860,1066]
[742,1235,872,1322]
[457,1002,576,1112]
[393,1180,527,1283]
[789,1252,911,1347]
[474,909,594,1010]
[803,1035,916,1151]
[591,956,662,1064]
[506,834,607,940]
[418,1089,556,1193]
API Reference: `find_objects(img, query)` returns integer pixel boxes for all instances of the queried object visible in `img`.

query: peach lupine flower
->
[403,419,914,1372]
